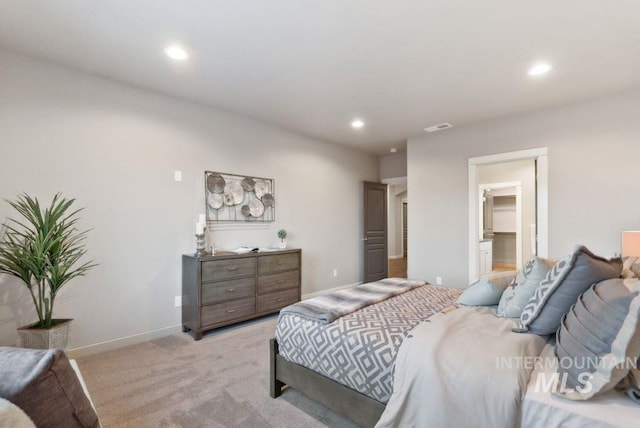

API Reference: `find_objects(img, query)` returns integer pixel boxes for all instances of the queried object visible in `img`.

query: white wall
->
[0,50,378,351]
[380,152,407,180]
[408,88,640,287]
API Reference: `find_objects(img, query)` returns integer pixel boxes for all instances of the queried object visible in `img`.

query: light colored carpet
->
[76,315,360,427]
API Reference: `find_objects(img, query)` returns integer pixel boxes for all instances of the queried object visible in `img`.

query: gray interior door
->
[363,181,388,283]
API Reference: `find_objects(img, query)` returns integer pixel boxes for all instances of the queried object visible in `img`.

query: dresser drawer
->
[257,270,299,295]
[202,277,256,305]
[258,253,300,275]
[202,258,256,282]
[201,297,256,326]
[257,289,299,313]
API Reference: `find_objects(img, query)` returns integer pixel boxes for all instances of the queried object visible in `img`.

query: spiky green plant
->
[0,193,96,328]
[277,229,287,241]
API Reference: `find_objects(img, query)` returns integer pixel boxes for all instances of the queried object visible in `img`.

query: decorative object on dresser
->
[194,214,207,256]
[0,193,96,350]
[205,171,275,223]
[277,229,287,249]
[182,249,300,340]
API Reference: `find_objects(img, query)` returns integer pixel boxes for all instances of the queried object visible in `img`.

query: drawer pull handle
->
[277,280,285,284]
[227,267,238,271]
[276,298,284,302]
[276,261,284,265]
[226,309,236,314]
[227,288,237,292]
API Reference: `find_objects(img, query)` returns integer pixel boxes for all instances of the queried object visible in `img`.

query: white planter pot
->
[17,319,73,350]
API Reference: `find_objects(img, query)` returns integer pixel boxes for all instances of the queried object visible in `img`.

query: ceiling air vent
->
[424,122,453,133]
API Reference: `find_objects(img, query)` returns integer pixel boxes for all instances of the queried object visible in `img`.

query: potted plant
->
[277,229,287,249]
[0,193,96,349]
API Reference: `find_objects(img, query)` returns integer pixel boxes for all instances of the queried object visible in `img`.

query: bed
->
[270,278,462,426]
[275,280,461,403]
[270,301,545,427]
[270,263,640,427]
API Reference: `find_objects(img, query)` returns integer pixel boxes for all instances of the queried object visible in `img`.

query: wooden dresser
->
[182,249,301,340]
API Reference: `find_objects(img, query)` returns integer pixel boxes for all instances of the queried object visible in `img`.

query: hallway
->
[389,257,407,278]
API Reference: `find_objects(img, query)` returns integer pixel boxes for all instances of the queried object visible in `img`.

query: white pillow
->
[458,270,517,306]
[622,256,639,279]
[0,398,36,428]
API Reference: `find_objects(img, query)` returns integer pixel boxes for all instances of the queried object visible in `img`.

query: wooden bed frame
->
[269,338,386,427]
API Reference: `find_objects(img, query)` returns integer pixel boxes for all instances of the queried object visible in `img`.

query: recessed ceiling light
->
[164,45,189,61]
[389,148,398,153]
[528,62,552,77]
[351,119,364,129]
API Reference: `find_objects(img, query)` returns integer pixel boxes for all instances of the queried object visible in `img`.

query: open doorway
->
[468,148,548,283]
[384,179,408,278]
[478,181,524,275]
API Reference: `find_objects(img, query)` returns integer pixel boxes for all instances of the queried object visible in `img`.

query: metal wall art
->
[205,171,275,222]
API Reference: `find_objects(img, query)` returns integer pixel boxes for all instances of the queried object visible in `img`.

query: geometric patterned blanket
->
[279,278,425,324]
[276,284,462,402]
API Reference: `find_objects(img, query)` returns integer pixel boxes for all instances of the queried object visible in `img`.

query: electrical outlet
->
[174,296,182,307]
[174,171,182,182]
[436,276,442,285]
[333,269,338,277]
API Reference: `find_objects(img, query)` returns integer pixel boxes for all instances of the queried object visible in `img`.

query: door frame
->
[382,176,407,259]
[478,181,522,270]
[468,147,548,283]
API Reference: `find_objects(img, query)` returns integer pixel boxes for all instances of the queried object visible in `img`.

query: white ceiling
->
[1,1,640,155]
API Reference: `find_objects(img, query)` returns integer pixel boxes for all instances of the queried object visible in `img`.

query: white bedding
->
[520,343,640,428]
[0,398,35,428]
[374,304,640,427]
[376,306,547,428]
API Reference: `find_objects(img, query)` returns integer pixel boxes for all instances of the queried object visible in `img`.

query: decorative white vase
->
[279,240,287,249]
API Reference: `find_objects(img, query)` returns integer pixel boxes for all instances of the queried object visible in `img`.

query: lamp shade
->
[622,231,640,257]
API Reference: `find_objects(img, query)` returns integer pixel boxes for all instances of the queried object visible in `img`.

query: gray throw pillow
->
[516,245,623,335]
[0,347,100,428]
[458,270,517,306]
[497,257,555,318]
[554,278,640,400]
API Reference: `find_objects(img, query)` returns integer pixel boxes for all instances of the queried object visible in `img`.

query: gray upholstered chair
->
[0,346,99,428]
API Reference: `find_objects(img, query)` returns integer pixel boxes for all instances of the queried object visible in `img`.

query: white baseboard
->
[302,281,361,300]
[67,324,182,359]
[69,283,363,358]
[493,259,516,265]
[389,254,405,260]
